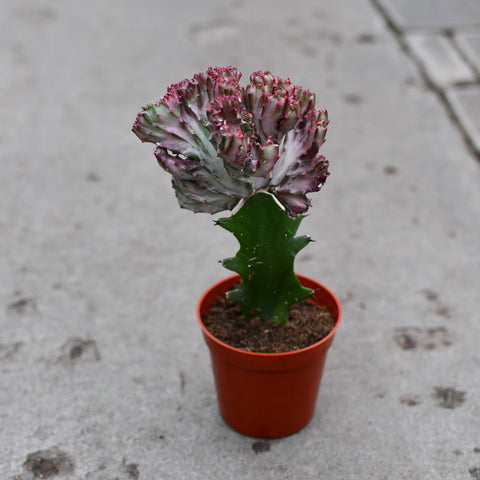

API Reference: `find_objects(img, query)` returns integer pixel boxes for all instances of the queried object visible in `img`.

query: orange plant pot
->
[197,274,342,438]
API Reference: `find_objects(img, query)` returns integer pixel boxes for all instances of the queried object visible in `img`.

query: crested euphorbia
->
[133,67,331,325]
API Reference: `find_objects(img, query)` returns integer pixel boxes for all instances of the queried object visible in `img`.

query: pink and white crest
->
[133,67,330,216]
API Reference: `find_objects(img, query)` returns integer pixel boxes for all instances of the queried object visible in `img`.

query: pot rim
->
[197,274,342,359]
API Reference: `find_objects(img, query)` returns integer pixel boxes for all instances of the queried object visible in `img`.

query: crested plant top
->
[133,67,331,325]
[132,66,329,217]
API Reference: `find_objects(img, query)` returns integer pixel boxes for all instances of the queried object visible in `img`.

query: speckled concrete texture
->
[1,0,479,479]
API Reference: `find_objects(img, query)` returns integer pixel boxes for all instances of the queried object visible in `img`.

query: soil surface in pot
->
[203,295,336,353]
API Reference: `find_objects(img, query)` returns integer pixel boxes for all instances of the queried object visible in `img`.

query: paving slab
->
[456,32,480,74]
[446,85,480,152]
[374,0,480,159]
[405,33,476,87]
[378,0,480,29]
[1,0,480,479]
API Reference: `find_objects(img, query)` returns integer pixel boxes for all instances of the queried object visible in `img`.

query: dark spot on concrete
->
[341,292,354,304]
[433,387,466,409]
[24,447,74,478]
[394,327,453,350]
[400,394,421,406]
[86,302,97,314]
[435,305,451,318]
[300,45,316,57]
[420,290,451,317]
[344,94,363,104]
[11,42,29,66]
[356,33,377,43]
[469,467,480,480]
[123,458,140,479]
[373,389,387,399]
[394,329,418,350]
[70,345,83,359]
[15,6,57,23]
[327,33,342,44]
[86,172,100,182]
[132,376,146,387]
[145,425,167,443]
[179,370,186,393]
[427,327,446,335]
[252,440,271,454]
[384,165,398,175]
[453,449,463,455]
[60,337,100,362]
[422,289,438,302]
[285,16,301,26]
[7,297,37,315]
[404,76,422,88]
[0,341,24,360]
[474,447,480,453]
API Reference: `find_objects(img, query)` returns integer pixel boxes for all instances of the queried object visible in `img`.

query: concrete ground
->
[1,0,479,479]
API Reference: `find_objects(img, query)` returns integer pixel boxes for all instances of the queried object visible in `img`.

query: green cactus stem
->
[217,192,313,325]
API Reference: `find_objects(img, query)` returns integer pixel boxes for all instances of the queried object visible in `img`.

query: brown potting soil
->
[202,295,336,353]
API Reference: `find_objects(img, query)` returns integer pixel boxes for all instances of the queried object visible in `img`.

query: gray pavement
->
[1,0,479,479]
[375,0,480,155]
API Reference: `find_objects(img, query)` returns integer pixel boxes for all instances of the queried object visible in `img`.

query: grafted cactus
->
[133,67,331,324]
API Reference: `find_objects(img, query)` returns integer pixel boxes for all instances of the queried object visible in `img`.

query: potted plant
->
[132,66,342,438]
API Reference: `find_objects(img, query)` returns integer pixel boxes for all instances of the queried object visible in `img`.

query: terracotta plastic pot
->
[197,274,342,438]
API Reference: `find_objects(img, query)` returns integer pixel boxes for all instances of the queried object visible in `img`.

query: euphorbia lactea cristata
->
[133,67,331,325]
